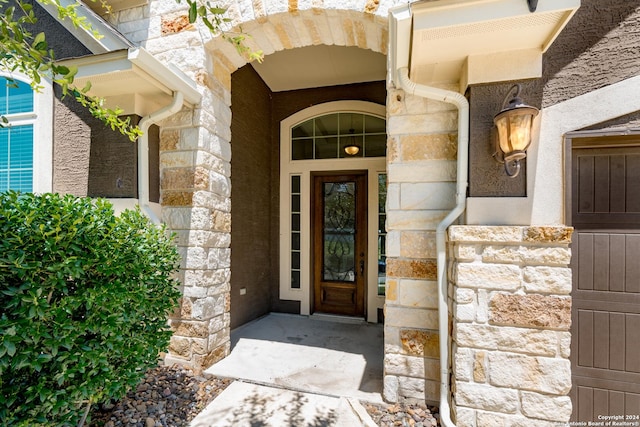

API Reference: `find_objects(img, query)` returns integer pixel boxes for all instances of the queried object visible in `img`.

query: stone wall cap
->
[449,226,573,244]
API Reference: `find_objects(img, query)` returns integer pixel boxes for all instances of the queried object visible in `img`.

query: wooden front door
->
[313,173,367,316]
[570,140,640,421]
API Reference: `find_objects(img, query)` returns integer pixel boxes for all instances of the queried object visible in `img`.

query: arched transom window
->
[291,112,386,160]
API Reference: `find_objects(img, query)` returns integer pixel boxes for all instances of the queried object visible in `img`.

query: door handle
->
[360,260,365,275]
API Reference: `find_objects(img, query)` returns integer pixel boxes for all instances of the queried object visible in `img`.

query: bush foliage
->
[0,192,181,426]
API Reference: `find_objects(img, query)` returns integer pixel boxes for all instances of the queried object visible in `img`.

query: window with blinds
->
[0,78,35,192]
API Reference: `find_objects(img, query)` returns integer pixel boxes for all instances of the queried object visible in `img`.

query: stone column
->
[449,225,573,427]
[158,103,233,371]
[384,84,459,403]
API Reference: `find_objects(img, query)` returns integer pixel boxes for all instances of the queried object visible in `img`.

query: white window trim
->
[279,100,386,322]
[1,73,53,193]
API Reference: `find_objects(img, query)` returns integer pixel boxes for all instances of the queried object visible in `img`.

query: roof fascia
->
[39,0,132,54]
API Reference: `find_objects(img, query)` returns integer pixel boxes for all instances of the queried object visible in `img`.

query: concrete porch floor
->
[207,313,384,403]
[189,313,384,426]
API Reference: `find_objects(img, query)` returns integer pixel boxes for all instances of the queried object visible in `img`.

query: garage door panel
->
[610,155,626,212]
[627,394,640,415]
[610,234,625,291]
[577,386,594,422]
[573,382,640,421]
[594,155,610,212]
[575,308,639,375]
[610,313,625,371]
[573,147,640,228]
[593,156,610,212]
[594,234,610,290]
[577,309,594,367]
[626,313,640,373]
[593,311,609,369]
[626,154,640,212]
[610,390,625,415]
[575,232,640,294]
[578,155,595,213]
[578,233,594,290]
[626,235,640,293]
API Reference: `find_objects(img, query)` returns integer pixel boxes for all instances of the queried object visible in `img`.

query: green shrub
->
[0,192,181,426]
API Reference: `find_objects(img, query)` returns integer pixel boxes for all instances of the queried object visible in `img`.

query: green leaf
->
[33,32,45,46]
[55,65,70,75]
[188,2,197,23]
[5,341,16,357]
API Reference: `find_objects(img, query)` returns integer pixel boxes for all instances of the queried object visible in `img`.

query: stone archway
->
[160,1,395,371]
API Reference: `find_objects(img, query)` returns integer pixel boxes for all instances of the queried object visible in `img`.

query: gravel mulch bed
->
[88,364,440,427]
[364,402,440,427]
[89,365,231,427]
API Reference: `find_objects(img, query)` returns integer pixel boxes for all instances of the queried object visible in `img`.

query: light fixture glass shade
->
[494,106,538,160]
[493,84,539,177]
[344,128,361,155]
[344,144,360,155]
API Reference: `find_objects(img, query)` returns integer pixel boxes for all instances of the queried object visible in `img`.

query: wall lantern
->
[493,83,539,178]
[344,129,361,156]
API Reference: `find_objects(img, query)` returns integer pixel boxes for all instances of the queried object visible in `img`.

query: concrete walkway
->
[190,313,383,426]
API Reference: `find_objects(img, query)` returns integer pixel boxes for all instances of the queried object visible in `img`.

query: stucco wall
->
[29,0,92,60]
[53,87,145,199]
[87,117,140,199]
[541,0,640,109]
[53,87,92,196]
[229,65,273,330]
[468,83,537,198]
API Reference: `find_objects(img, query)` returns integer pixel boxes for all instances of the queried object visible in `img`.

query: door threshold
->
[311,313,368,324]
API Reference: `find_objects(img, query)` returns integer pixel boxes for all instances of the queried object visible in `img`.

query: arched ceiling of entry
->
[203,3,393,96]
[250,45,386,92]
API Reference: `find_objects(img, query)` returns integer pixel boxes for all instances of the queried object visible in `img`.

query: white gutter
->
[397,66,469,427]
[138,91,184,223]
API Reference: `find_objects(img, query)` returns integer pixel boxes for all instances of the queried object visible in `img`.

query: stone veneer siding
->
[384,82,459,403]
[449,225,573,427]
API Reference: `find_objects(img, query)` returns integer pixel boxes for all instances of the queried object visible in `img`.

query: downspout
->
[138,91,184,223]
[396,67,469,427]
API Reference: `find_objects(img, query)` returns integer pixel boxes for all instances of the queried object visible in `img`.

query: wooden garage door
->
[570,142,640,421]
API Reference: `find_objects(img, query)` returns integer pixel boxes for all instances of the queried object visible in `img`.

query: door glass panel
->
[323,182,356,282]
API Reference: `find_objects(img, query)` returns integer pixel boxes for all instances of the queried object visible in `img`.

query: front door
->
[313,173,367,316]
